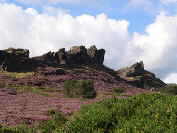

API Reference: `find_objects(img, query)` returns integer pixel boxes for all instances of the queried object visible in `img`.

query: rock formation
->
[117,61,166,89]
[0,45,105,71]
[0,48,30,71]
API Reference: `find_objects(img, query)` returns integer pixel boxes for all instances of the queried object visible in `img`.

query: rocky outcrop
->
[32,45,105,66]
[117,61,167,89]
[0,45,105,71]
[0,48,30,71]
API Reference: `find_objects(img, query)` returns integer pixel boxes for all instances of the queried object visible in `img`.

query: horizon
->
[0,0,177,83]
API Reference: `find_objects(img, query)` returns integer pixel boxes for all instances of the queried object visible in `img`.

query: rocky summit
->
[0,45,105,72]
[117,61,166,89]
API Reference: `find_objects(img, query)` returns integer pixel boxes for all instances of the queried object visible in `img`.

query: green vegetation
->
[62,93,177,133]
[113,87,124,94]
[11,85,57,97]
[0,82,6,88]
[63,80,96,98]
[159,84,177,95]
[0,71,34,78]
[37,110,67,133]
[0,93,176,133]
[0,124,35,133]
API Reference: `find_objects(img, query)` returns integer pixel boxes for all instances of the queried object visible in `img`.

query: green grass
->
[62,93,177,133]
[9,85,57,97]
[0,71,34,78]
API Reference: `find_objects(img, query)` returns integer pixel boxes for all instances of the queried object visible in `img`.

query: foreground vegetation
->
[0,93,176,133]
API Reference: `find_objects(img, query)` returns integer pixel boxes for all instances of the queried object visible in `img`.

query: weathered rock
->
[55,48,67,65]
[87,45,105,65]
[67,46,89,65]
[117,61,166,89]
[0,48,30,71]
[0,45,105,72]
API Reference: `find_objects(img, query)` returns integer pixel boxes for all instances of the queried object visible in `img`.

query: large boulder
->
[117,61,166,89]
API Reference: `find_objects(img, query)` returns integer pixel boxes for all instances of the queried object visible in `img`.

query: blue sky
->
[4,0,177,33]
[0,0,177,83]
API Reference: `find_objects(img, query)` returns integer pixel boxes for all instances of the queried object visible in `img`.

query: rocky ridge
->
[117,61,167,89]
[0,45,105,72]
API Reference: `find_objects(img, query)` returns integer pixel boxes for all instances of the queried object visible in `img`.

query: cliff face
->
[0,45,105,72]
[117,61,167,89]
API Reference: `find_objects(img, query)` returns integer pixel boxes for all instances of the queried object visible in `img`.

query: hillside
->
[0,46,176,133]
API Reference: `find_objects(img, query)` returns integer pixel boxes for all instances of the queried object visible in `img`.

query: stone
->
[117,61,166,89]
[55,48,67,65]
[0,45,105,72]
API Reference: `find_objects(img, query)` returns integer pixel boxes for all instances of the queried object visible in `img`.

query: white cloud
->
[129,12,177,74]
[161,0,177,4]
[1,3,177,82]
[164,73,177,83]
[0,3,130,69]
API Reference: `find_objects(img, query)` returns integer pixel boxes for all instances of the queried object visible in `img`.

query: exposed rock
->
[0,48,30,72]
[55,48,67,65]
[117,61,166,89]
[0,45,105,72]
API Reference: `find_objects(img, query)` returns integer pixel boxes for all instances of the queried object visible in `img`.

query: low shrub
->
[0,82,6,88]
[63,80,96,98]
[63,93,177,133]
[0,124,34,133]
[38,110,67,133]
[113,87,124,94]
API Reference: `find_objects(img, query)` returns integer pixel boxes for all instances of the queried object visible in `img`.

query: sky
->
[0,0,177,83]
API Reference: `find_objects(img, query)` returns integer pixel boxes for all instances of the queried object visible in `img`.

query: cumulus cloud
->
[128,12,177,83]
[0,3,130,69]
[1,3,177,83]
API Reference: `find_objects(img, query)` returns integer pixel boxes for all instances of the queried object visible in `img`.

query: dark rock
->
[117,61,166,89]
[67,46,89,65]
[0,48,30,71]
[87,45,105,65]
[55,48,67,65]
[0,45,105,72]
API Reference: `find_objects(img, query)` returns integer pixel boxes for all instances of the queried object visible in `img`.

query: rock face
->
[32,45,105,66]
[117,61,166,89]
[0,45,105,71]
[0,48,30,71]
